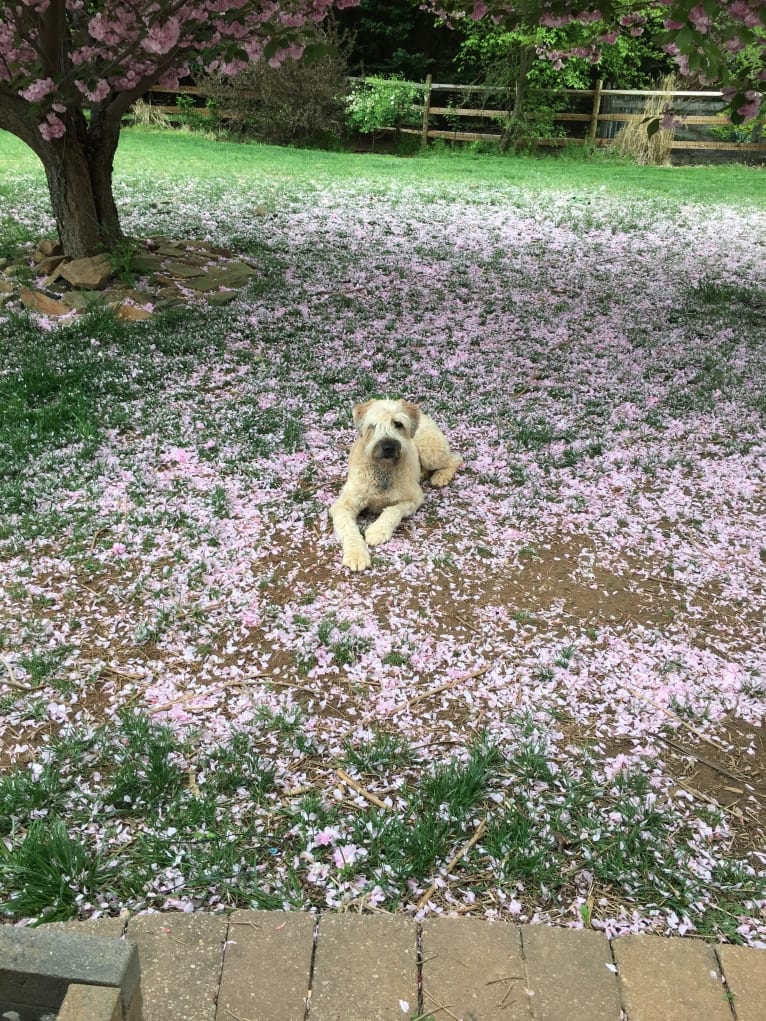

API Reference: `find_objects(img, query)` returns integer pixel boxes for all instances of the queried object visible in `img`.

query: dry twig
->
[0,654,43,693]
[335,768,388,810]
[417,818,488,910]
[624,685,729,752]
[393,665,490,715]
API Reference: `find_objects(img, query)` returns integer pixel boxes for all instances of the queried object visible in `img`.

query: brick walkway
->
[28,912,766,1020]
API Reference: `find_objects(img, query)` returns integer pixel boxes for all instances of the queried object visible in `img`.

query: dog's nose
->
[377,439,401,460]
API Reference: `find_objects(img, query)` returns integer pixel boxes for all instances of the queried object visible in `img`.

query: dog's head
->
[352,399,421,463]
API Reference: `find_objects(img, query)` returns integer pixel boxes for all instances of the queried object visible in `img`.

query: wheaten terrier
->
[330,398,462,571]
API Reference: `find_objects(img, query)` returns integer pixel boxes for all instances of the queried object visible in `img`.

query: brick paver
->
[127,913,228,1021]
[58,983,123,1021]
[310,913,418,1021]
[421,916,530,1020]
[521,924,623,1021]
[717,944,766,1021]
[216,910,315,1021]
[613,933,734,1021]
[13,912,765,1021]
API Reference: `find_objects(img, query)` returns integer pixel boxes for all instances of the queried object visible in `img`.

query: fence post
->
[588,78,603,142]
[421,73,433,149]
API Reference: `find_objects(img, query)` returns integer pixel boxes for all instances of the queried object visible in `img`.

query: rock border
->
[0,236,262,321]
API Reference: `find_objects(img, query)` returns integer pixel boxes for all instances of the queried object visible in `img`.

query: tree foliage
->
[427,1,765,122]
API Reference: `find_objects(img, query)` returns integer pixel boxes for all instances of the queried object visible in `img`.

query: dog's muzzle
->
[372,438,401,462]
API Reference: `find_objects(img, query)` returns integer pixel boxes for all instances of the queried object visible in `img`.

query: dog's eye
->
[394,420,406,432]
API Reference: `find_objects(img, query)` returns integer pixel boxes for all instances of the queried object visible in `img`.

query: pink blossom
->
[142,18,182,56]
[737,96,761,121]
[540,13,572,27]
[333,843,364,868]
[729,1,761,27]
[19,77,56,102]
[313,826,341,847]
[39,114,65,140]
[76,78,110,102]
[688,4,712,33]
[604,754,632,779]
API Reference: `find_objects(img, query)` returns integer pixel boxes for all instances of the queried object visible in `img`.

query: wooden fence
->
[145,79,765,158]
[397,77,765,155]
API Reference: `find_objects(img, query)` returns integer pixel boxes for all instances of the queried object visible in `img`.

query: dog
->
[330,398,462,571]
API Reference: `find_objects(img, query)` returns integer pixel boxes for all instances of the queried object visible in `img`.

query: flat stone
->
[521,924,622,1020]
[37,238,63,257]
[35,254,66,275]
[311,913,417,1021]
[216,911,314,1021]
[126,913,228,1021]
[0,924,140,1016]
[718,944,766,1021]
[156,244,189,258]
[204,290,239,305]
[20,286,72,316]
[422,916,531,1020]
[184,263,258,292]
[612,934,732,1021]
[59,253,113,289]
[116,302,153,321]
[63,290,107,311]
[0,279,16,294]
[184,240,234,257]
[130,252,166,274]
[162,260,206,279]
[58,983,123,1021]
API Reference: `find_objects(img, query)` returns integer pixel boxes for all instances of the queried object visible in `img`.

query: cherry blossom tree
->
[430,2,765,124]
[0,1,359,258]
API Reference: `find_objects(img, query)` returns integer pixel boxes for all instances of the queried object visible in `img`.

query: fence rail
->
[144,79,765,157]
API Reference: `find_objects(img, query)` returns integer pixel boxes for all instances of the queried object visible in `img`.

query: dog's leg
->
[365,498,422,547]
[330,498,371,572]
[429,453,463,488]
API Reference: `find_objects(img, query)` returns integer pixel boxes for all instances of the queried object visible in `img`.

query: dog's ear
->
[400,400,421,437]
[352,400,374,431]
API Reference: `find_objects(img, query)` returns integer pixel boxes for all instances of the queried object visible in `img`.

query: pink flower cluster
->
[1,0,364,136]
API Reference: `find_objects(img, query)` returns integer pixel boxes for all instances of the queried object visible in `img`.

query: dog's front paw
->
[364,521,392,547]
[342,542,371,572]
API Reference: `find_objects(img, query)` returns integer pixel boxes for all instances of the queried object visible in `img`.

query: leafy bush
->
[345,76,421,138]
[205,25,350,146]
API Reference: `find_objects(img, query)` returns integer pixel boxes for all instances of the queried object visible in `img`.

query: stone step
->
[4,913,762,1021]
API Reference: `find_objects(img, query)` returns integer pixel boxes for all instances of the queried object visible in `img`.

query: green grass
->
[1,127,765,210]
[0,301,229,517]
[0,705,763,935]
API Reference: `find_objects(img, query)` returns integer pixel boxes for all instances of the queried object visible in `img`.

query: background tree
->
[0,1,360,259]
[335,0,459,79]
[427,1,765,123]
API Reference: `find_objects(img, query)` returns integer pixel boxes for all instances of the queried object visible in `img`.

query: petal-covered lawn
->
[1,132,765,942]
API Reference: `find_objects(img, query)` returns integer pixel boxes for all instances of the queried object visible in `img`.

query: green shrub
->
[345,76,421,139]
[205,25,350,146]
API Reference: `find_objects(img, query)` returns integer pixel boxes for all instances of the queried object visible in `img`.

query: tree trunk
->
[39,110,123,259]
